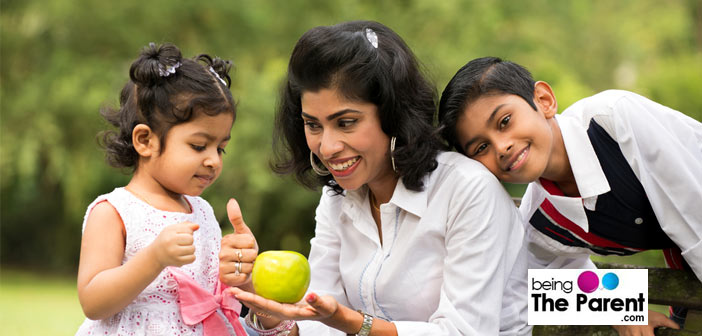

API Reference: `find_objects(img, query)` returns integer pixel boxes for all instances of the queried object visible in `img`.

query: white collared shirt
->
[297,152,530,336]
[520,90,702,281]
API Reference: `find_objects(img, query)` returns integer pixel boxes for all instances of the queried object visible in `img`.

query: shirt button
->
[634,217,643,225]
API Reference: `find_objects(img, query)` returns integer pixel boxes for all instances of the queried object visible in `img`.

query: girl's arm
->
[77,201,199,319]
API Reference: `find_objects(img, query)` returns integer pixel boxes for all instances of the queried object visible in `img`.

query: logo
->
[528,269,648,325]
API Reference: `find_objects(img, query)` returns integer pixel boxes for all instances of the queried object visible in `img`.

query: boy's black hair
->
[99,42,235,170]
[438,57,536,153]
[272,20,441,194]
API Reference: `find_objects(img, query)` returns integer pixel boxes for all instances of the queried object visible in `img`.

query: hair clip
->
[158,61,181,77]
[365,28,378,49]
[209,67,227,86]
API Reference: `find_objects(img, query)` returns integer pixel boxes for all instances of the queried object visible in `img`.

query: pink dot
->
[578,271,599,293]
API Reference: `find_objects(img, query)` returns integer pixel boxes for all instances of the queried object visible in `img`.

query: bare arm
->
[77,201,199,319]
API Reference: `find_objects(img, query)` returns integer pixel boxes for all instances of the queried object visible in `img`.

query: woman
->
[221,21,529,336]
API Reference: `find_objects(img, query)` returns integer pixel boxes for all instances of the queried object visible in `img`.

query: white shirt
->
[520,90,702,281]
[297,152,530,336]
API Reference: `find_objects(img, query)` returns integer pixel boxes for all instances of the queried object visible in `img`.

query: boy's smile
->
[455,85,563,184]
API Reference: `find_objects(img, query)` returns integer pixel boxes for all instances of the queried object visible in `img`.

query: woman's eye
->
[499,115,511,129]
[338,119,356,128]
[304,121,320,130]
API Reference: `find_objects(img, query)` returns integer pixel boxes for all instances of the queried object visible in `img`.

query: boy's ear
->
[132,124,159,157]
[533,81,558,118]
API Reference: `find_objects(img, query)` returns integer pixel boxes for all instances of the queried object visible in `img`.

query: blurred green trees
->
[2,0,700,272]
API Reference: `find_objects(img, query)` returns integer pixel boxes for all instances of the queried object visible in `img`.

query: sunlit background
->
[2,0,701,334]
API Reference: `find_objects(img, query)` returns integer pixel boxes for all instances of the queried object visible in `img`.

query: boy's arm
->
[609,91,702,282]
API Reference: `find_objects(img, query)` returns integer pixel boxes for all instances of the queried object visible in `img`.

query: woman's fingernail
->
[306,293,317,303]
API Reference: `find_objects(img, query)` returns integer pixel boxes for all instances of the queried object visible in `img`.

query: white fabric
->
[76,187,231,336]
[296,152,531,336]
[520,90,702,281]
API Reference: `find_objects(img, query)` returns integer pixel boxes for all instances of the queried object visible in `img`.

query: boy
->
[438,57,702,333]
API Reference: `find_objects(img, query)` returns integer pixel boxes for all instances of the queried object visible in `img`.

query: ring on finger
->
[234,261,241,276]
[236,249,243,262]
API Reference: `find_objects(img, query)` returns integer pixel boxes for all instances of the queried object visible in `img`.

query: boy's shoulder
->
[560,90,650,128]
[562,90,639,116]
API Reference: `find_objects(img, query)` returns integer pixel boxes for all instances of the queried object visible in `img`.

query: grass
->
[0,251,674,334]
[0,269,85,335]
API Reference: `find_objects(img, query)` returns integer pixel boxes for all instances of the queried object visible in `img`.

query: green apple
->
[252,250,311,303]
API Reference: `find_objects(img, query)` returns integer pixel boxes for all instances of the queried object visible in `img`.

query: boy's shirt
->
[519,90,702,282]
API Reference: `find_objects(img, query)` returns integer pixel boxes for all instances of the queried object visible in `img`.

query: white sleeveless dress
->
[75,187,233,336]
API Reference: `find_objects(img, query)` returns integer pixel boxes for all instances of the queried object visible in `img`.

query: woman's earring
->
[390,136,397,173]
[310,151,330,176]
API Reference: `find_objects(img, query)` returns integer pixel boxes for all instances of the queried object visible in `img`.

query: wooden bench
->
[532,262,702,335]
[511,198,702,335]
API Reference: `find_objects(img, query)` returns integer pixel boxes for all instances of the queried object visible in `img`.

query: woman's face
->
[301,88,395,191]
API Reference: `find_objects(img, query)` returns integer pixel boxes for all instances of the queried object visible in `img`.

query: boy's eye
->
[474,143,488,156]
[499,115,511,129]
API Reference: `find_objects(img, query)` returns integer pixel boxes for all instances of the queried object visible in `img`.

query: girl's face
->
[455,93,556,184]
[149,112,233,196]
[301,88,395,192]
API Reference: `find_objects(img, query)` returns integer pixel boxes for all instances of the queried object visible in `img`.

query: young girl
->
[76,43,249,336]
[220,21,530,336]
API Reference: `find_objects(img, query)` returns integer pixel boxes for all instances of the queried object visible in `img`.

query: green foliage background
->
[2,0,701,273]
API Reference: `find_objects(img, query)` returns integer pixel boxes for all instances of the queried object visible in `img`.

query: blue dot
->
[602,272,619,290]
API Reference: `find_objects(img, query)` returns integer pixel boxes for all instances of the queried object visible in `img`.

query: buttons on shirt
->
[634,217,643,225]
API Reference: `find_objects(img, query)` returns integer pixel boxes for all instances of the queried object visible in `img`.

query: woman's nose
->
[318,131,344,159]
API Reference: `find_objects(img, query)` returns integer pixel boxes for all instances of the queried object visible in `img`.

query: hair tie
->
[365,28,378,49]
[209,67,227,86]
[158,62,181,77]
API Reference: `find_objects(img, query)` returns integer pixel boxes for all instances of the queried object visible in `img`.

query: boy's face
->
[455,93,556,184]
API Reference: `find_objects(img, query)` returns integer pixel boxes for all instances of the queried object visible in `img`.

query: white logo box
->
[528,269,648,325]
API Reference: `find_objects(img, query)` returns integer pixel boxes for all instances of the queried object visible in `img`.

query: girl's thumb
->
[189,223,200,232]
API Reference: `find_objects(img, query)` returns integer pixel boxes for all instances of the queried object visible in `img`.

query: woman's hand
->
[612,310,679,336]
[149,221,200,268]
[229,287,339,322]
[219,198,259,287]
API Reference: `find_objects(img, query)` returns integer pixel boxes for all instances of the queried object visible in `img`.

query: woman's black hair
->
[99,42,235,170]
[438,57,536,153]
[272,20,441,194]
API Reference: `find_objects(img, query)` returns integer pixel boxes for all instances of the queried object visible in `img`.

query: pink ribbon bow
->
[170,267,247,336]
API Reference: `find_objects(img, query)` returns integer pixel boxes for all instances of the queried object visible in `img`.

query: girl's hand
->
[229,287,338,322]
[220,198,259,287]
[149,221,200,268]
[612,310,679,336]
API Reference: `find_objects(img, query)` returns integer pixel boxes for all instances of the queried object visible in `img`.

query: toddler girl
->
[76,42,247,336]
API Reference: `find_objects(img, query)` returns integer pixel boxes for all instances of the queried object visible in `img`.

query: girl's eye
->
[217,147,227,155]
[191,145,206,152]
[338,119,356,128]
[499,115,511,129]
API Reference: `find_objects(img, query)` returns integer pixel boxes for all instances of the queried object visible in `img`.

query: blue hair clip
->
[365,28,378,49]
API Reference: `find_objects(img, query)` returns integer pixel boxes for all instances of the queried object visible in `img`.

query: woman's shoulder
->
[433,151,497,180]
[425,151,503,196]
